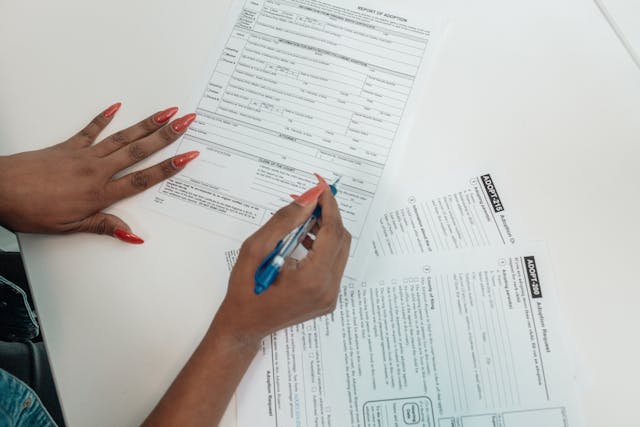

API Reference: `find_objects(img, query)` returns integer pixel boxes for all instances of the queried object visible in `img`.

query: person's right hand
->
[212,183,351,347]
[143,180,350,427]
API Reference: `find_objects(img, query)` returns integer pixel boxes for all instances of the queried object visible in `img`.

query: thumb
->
[77,212,144,244]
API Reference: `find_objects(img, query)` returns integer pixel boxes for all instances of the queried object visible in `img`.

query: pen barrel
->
[279,215,317,258]
[254,178,339,294]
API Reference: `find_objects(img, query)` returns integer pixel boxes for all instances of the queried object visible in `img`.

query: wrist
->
[206,303,262,355]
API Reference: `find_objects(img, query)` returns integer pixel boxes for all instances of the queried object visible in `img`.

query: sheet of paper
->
[595,0,640,69]
[372,172,518,257]
[144,0,442,270]
[236,244,582,427]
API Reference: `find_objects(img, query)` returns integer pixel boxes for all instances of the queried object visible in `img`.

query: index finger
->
[305,188,348,268]
[56,102,121,150]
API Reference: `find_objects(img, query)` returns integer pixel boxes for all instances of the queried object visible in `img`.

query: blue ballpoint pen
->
[254,177,341,294]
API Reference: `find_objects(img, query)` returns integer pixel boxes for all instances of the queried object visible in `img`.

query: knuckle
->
[94,218,108,235]
[142,116,159,132]
[302,277,323,295]
[160,160,177,178]
[159,125,177,143]
[130,171,151,190]
[240,237,260,258]
[110,131,128,147]
[127,143,147,162]
[273,206,294,224]
[78,128,92,139]
[87,187,107,203]
[90,115,108,130]
[318,289,337,312]
[84,216,108,235]
[329,222,344,240]
[324,298,338,314]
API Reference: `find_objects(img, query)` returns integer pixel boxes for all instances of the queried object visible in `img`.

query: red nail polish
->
[313,173,329,188]
[292,173,331,206]
[153,106,179,124]
[171,113,197,132]
[172,151,200,168]
[102,102,122,118]
[293,185,324,206]
[114,229,144,244]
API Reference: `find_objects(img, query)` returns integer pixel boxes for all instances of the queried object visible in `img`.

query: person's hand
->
[0,102,199,243]
[212,181,351,347]
[142,179,350,427]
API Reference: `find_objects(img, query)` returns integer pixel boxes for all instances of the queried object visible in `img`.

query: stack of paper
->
[143,0,583,425]
[236,173,583,427]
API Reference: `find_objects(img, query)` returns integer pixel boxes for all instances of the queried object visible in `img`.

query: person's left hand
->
[0,102,199,244]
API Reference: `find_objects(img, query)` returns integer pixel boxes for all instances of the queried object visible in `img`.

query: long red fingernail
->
[102,102,122,118]
[291,185,324,206]
[172,150,200,168]
[153,106,179,124]
[291,173,330,206]
[114,229,144,244]
[171,113,196,132]
[313,173,329,188]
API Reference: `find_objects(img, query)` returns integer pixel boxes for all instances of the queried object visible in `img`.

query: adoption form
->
[146,0,441,256]
[373,173,518,257]
[237,245,582,427]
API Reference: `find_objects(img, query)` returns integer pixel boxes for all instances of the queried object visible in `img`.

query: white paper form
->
[372,173,518,257]
[237,244,581,427]
[595,0,640,69]
[145,0,442,264]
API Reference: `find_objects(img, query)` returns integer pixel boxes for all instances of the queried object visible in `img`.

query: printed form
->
[372,173,518,257]
[237,244,582,427]
[145,0,442,263]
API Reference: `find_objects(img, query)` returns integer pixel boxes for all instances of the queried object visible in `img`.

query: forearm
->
[0,155,14,229]
[143,311,259,427]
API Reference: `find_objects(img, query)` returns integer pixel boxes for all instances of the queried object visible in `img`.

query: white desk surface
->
[1,0,639,426]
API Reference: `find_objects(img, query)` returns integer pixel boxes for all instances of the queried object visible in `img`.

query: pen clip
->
[254,239,284,295]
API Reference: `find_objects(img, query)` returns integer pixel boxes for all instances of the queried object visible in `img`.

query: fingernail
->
[172,150,200,168]
[291,173,330,206]
[102,102,122,118]
[153,106,179,124]
[313,173,329,188]
[114,229,144,244]
[171,113,197,132]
